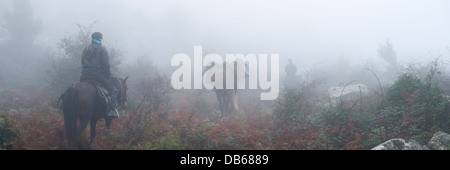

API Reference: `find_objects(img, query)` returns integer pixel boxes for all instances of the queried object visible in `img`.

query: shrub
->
[135,74,174,113]
[272,81,326,149]
[9,109,65,150]
[146,133,187,150]
[273,81,319,132]
[378,62,450,143]
[0,114,20,149]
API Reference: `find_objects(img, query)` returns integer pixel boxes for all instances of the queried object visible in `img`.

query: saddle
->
[80,76,110,112]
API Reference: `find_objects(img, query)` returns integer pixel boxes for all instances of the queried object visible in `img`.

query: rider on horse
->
[79,32,119,118]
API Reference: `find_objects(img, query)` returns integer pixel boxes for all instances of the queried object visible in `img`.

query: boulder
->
[371,138,428,150]
[427,131,450,150]
[328,83,369,98]
[328,83,369,105]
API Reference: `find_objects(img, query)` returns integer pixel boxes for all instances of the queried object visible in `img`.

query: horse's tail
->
[62,85,79,150]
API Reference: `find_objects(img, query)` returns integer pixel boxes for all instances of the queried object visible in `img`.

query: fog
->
[2,0,450,151]
[2,0,449,69]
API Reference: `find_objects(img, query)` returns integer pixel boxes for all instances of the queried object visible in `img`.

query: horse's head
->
[117,76,129,109]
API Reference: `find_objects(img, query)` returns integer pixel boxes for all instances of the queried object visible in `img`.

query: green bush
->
[146,133,187,150]
[0,114,20,149]
[378,64,450,141]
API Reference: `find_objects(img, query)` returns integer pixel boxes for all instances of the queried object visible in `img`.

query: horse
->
[203,59,248,116]
[59,76,128,149]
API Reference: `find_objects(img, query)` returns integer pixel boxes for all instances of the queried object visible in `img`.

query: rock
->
[372,132,450,150]
[328,83,369,98]
[371,138,428,150]
[8,109,18,114]
[427,132,450,150]
[0,117,4,125]
[328,83,369,105]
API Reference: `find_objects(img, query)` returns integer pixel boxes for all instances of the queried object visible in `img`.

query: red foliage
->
[3,82,436,150]
[8,108,65,150]
[342,133,365,150]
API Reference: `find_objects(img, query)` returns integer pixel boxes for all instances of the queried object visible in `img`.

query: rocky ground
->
[372,132,450,150]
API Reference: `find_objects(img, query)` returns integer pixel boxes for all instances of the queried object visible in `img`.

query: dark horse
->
[59,76,128,149]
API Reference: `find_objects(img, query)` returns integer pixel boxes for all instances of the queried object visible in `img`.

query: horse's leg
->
[105,117,113,129]
[216,91,224,117]
[230,90,239,112]
[88,118,98,148]
[224,92,231,114]
[77,116,90,150]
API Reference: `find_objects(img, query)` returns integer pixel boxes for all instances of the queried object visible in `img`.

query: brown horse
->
[204,59,247,116]
[59,76,128,149]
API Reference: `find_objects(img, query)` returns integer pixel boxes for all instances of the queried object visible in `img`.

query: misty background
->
[1,0,450,96]
[1,0,449,67]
